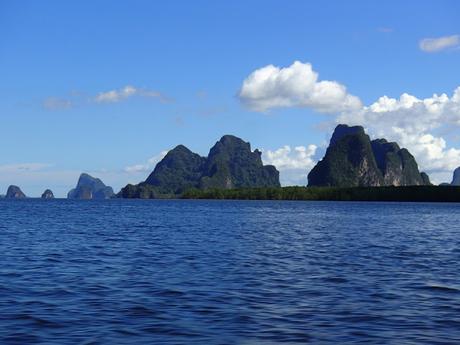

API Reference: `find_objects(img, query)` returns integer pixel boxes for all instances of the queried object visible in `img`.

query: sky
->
[1,0,460,197]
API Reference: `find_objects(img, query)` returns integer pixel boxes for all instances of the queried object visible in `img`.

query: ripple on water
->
[1,199,460,344]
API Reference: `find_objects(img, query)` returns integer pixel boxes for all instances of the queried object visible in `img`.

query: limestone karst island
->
[4,124,460,202]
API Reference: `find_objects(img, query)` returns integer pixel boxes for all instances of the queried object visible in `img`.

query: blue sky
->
[1,0,460,196]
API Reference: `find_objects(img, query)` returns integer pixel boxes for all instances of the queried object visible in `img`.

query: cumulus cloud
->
[95,85,171,104]
[262,145,317,186]
[124,150,168,173]
[419,35,460,53]
[238,61,362,113]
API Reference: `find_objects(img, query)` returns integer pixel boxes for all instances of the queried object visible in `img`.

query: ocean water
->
[1,199,460,344]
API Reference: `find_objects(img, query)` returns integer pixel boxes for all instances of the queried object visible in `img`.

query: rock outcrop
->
[119,135,280,198]
[6,185,26,198]
[451,167,460,186]
[41,189,54,199]
[68,173,114,199]
[200,135,280,189]
[308,124,430,187]
[144,145,206,195]
[371,139,428,186]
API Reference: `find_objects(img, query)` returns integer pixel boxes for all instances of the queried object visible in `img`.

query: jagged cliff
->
[308,124,431,187]
[451,167,460,186]
[119,135,280,198]
[200,135,280,189]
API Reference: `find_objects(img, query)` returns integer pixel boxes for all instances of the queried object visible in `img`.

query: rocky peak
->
[144,144,206,194]
[68,173,114,199]
[41,189,54,199]
[329,124,365,146]
[200,135,279,189]
[6,185,26,199]
[308,124,430,187]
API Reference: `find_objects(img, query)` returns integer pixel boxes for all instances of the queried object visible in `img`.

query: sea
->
[1,199,460,344]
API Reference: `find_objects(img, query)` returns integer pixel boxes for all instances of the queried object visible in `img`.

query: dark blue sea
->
[1,199,460,344]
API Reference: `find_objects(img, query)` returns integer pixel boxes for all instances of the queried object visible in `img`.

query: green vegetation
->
[182,186,460,202]
[118,183,176,199]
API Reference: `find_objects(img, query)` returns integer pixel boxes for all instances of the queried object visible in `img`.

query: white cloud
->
[262,145,317,186]
[95,85,136,103]
[124,150,168,173]
[94,85,172,104]
[419,35,460,53]
[238,61,362,113]
[43,85,171,111]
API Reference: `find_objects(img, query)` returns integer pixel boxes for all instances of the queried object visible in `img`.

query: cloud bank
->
[240,61,460,184]
[238,61,361,113]
[419,35,460,53]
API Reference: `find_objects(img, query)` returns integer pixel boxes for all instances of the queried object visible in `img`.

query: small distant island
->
[68,173,114,200]
[41,189,54,199]
[3,124,460,202]
[6,185,26,199]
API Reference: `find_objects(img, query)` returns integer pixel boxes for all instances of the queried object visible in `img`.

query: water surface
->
[1,199,460,344]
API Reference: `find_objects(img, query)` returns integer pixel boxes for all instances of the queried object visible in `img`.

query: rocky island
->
[68,173,114,200]
[5,185,26,199]
[119,135,280,198]
[41,189,55,199]
[308,124,431,187]
[4,125,460,202]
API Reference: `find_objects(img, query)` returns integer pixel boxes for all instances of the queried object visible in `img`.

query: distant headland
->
[3,124,460,202]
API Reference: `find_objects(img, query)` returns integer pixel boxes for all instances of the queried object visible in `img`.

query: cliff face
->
[200,135,280,189]
[68,173,114,199]
[371,139,427,186]
[308,126,383,187]
[6,185,26,199]
[119,135,280,198]
[308,124,430,187]
[451,167,460,186]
